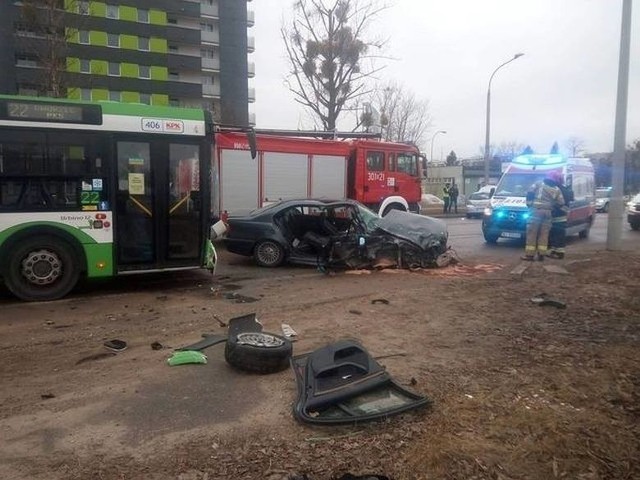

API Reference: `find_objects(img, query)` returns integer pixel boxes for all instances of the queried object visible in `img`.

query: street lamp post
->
[430,130,447,164]
[484,53,524,184]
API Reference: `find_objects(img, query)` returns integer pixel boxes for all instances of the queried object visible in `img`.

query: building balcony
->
[202,57,220,71]
[247,10,255,27]
[203,83,220,97]
[248,87,255,103]
[201,30,220,45]
[247,36,255,52]
[247,61,255,78]
[201,2,219,18]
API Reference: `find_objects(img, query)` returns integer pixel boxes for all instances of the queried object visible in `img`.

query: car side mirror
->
[489,187,495,198]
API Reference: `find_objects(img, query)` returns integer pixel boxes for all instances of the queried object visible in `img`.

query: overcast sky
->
[250,0,639,159]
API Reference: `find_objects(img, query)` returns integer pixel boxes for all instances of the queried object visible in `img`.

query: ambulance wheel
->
[254,240,285,267]
[483,231,499,244]
[4,236,80,302]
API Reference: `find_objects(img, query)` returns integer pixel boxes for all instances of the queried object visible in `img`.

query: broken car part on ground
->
[291,339,431,425]
[223,199,449,270]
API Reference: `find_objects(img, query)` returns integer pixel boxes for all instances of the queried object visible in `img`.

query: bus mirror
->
[247,130,257,160]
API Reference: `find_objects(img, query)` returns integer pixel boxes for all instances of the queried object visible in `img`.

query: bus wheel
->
[382,203,405,216]
[5,236,80,302]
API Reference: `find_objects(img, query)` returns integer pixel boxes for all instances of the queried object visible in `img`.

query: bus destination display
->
[8,102,83,121]
[0,100,102,125]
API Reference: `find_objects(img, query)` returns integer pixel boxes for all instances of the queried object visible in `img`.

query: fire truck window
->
[388,153,397,172]
[367,152,384,172]
[397,153,418,176]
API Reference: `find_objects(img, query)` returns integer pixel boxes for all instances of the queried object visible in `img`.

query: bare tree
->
[496,141,526,161]
[363,82,431,147]
[565,136,586,157]
[19,0,82,97]
[282,0,387,131]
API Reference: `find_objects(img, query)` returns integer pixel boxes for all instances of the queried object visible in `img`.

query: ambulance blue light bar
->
[512,154,564,165]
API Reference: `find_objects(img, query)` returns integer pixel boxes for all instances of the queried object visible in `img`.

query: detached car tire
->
[225,331,292,374]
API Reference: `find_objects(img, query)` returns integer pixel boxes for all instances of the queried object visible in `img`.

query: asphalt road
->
[447,211,638,261]
[0,212,637,304]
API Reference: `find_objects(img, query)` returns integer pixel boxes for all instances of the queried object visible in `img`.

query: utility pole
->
[607,0,633,250]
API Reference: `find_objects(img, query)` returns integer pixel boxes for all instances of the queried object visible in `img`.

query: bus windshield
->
[495,173,547,197]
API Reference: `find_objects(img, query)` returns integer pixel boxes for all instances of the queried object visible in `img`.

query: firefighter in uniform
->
[548,175,574,259]
[522,171,565,261]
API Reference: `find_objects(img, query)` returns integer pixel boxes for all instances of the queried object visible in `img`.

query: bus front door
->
[116,141,204,271]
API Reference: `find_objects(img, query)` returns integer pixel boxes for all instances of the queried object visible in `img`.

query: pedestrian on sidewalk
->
[548,175,574,259]
[442,183,451,214]
[449,183,459,214]
[522,171,565,261]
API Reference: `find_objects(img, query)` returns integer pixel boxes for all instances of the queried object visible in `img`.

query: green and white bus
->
[0,95,216,301]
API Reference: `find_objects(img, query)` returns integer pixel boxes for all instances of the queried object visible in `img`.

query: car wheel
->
[483,231,499,244]
[254,240,285,267]
[631,221,640,231]
[225,331,292,374]
[4,236,80,302]
[603,203,609,213]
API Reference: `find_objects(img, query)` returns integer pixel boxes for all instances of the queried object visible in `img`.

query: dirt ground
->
[0,249,639,480]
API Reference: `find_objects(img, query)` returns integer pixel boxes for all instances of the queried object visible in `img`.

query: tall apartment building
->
[0,0,255,125]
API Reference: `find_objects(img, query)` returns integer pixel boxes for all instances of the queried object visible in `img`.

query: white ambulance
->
[481,154,596,243]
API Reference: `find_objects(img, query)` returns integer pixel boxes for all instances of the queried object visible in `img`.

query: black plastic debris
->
[176,334,227,352]
[530,293,567,309]
[371,299,390,305]
[103,339,127,352]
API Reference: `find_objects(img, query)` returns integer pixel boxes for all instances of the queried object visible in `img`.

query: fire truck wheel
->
[4,236,81,302]
[382,203,405,216]
[254,240,285,267]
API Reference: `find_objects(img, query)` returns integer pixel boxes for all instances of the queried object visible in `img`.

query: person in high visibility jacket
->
[548,178,574,259]
[523,171,565,261]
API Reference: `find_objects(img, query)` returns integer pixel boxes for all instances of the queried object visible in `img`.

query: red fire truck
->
[212,131,423,218]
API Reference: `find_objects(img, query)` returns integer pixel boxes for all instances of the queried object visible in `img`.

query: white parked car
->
[421,193,445,206]
[627,193,640,230]
[465,191,491,219]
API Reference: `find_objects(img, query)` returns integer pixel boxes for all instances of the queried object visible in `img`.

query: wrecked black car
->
[223,199,448,269]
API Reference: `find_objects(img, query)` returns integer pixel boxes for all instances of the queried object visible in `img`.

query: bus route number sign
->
[142,118,184,134]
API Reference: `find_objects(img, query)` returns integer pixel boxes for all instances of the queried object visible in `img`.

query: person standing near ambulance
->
[522,171,565,261]
[548,174,574,259]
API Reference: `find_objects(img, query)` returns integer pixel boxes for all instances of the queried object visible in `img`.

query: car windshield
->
[355,204,380,232]
[495,173,546,197]
[469,192,490,201]
[596,189,611,199]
